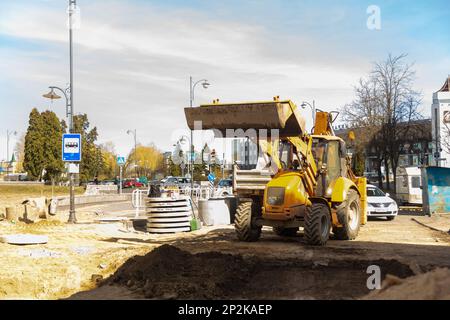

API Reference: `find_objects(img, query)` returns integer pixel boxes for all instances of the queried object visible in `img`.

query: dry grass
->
[0,185,85,216]
[0,185,84,197]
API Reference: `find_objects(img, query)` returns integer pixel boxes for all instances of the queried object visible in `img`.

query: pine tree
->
[73,114,105,182]
[41,111,64,183]
[23,108,45,180]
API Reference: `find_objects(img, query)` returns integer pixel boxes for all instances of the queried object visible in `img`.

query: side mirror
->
[385,193,390,197]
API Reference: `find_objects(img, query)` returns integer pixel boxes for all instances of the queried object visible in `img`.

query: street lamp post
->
[301,100,316,127]
[6,130,17,177]
[42,0,77,223]
[189,76,210,197]
[43,85,76,223]
[178,135,190,178]
[127,129,137,178]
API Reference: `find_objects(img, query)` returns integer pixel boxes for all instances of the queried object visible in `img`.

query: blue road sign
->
[207,173,216,182]
[62,134,81,162]
[117,156,126,165]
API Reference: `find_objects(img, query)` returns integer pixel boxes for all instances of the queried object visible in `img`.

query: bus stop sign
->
[62,133,82,162]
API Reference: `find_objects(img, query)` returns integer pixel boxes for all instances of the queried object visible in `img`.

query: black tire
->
[273,227,299,237]
[333,189,361,240]
[386,216,396,221]
[234,201,262,242]
[304,203,331,246]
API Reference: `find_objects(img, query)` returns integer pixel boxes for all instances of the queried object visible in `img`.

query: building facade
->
[431,76,450,167]
[335,119,432,179]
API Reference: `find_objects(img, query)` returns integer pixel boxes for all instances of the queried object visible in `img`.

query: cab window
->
[326,140,341,185]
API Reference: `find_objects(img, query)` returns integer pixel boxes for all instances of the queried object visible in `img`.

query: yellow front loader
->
[185,98,367,245]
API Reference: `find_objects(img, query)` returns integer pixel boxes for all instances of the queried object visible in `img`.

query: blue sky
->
[0,0,449,160]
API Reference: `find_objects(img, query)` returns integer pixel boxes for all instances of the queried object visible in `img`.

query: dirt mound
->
[107,245,255,299]
[99,244,416,300]
[363,268,450,300]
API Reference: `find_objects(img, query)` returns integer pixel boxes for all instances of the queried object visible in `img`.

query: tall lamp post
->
[127,129,137,178]
[43,85,76,223]
[189,76,210,196]
[301,100,316,127]
[6,130,17,177]
[178,135,190,177]
[42,0,77,223]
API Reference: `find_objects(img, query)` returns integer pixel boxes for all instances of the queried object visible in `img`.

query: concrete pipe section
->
[146,196,193,233]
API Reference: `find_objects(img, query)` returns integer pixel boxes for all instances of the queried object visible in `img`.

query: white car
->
[213,179,233,198]
[366,184,399,220]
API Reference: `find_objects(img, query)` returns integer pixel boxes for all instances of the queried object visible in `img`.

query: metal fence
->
[132,185,232,216]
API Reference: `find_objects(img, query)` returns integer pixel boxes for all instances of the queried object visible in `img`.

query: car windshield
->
[367,187,385,197]
[219,180,232,187]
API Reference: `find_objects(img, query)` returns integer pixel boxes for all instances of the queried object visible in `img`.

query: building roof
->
[438,76,450,92]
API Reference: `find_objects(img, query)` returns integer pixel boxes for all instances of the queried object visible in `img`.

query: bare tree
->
[342,77,387,188]
[342,54,422,191]
[373,54,422,190]
[442,123,450,156]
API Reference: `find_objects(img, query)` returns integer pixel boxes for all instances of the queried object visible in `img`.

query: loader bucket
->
[184,100,306,137]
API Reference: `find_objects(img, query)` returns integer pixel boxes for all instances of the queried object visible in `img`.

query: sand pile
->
[364,268,450,300]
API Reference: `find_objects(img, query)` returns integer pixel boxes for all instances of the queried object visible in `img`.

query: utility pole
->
[189,77,210,197]
[68,0,76,223]
[42,0,78,223]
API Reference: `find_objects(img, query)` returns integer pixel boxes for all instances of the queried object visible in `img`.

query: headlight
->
[267,187,285,206]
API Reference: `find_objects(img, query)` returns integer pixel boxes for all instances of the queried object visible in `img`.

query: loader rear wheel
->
[304,203,331,246]
[234,201,261,242]
[273,227,299,237]
[333,189,361,240]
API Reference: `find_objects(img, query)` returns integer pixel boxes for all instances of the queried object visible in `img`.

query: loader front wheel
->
[273,227,299,237]
[304,203,331,246]
[235,201,261,242]
[333,189,361,240]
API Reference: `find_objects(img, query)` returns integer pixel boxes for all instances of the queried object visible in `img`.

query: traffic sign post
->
[62,133,82,224]
[207,173,215,182]
[117,156,126,194]
[208,173,215,198]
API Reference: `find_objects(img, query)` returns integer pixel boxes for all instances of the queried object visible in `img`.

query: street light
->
[6,130,17,177]
[189,76,210,196]
[42,0,77,224]
[300,100,316,127]
[177,135,190,177]
[127,129,137,178]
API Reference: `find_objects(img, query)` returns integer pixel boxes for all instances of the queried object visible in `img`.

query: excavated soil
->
[84,244,417,300]
[363,268,450,300]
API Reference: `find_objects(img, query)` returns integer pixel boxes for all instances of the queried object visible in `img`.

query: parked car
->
[214,179,233,197]
[366,184,399,220]
[160,176,199,190]
[100,180,116,185]
[123,179,145,188]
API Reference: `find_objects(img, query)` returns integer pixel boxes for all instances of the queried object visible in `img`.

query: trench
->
[72,244,417,300]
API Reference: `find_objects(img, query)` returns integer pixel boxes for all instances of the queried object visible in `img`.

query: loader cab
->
[311,136,347,197]
[278,139,303,171]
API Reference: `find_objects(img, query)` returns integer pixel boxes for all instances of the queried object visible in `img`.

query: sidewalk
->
[411,214,450,234]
